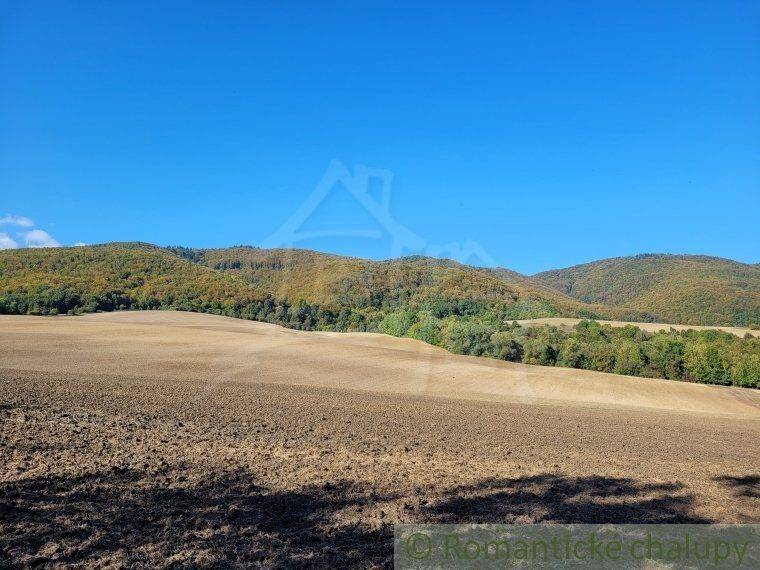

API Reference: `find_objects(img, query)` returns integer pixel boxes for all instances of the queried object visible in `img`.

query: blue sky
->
[1,1,758,274]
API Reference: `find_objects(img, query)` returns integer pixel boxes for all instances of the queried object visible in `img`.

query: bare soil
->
[1,312,758,567]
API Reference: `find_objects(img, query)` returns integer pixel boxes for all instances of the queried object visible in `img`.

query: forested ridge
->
[1,243,757,388]
[534,254,760,327]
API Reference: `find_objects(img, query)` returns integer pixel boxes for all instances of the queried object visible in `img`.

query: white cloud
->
[22,229,61,248]
[0,216,65,249]
[0,214,34,227]
[74,242,87,247]
[0,232,19,249]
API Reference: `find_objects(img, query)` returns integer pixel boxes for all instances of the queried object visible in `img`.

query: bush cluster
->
[378,313,759,388]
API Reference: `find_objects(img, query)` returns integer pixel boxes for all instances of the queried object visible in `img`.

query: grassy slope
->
[533,254,760,326]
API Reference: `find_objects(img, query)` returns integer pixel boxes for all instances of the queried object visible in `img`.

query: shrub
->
[490,331,524,362]
[523,339,558,366]
[613,341,646,376]
[731,354,760,388]
[557,338,591,369]
[441,320,495,356]
[685,343,731,385]
[642,335,685,379]
[407,314,442,345]
[378,311,416,337]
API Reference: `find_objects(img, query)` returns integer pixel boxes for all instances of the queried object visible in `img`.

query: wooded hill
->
[0,242,609,326]
[1,243,757,387]
[168,245,617,320]
[533,254,760,327]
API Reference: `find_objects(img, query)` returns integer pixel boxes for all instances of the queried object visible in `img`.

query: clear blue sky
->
[2,1,758,273]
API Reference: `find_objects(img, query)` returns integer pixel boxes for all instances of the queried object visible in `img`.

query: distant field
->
[517,317,760,338]
[1,311,758,565]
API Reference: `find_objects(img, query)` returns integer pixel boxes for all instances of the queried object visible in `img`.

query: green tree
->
[378,310,416,337]
[407,313,441,345]
[731,354,759,388]
[642,335,685,379]
[558,337,591,369]
[587,341,616,373]
[441,320,495,356]
[613,341,645,376]
[523,339,558,366]
[490,331,524,362]
[685,342,731,385]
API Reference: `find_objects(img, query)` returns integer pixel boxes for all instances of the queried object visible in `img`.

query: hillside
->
[0,242,603,326]
[1,244,758,388]
[0,243,267,315]
[169,246,605,320]
[533,254,760,327]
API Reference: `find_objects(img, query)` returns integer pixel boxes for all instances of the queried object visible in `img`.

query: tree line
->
[385,314,758,388]
[0,284,756,388]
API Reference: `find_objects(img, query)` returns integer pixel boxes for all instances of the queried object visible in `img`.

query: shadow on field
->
[1,470,708,566]
[713,474,759,499]
[1,469,391,567]
[421,473,711,525]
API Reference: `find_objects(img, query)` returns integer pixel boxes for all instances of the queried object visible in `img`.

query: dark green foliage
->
[731,354,760,388]
[557,338,591,369]
[641,335,686,379]
[684,342,731,385]
[613,341,646,376]
[407,313,442,345]
[379,311,416,337]
[523,339,559,366]
[441,321,496,357]
[397,316,757,388]
[490,331,524,362]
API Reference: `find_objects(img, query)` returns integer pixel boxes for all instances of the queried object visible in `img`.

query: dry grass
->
[1,311,758,566]
[517,317,760,338]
